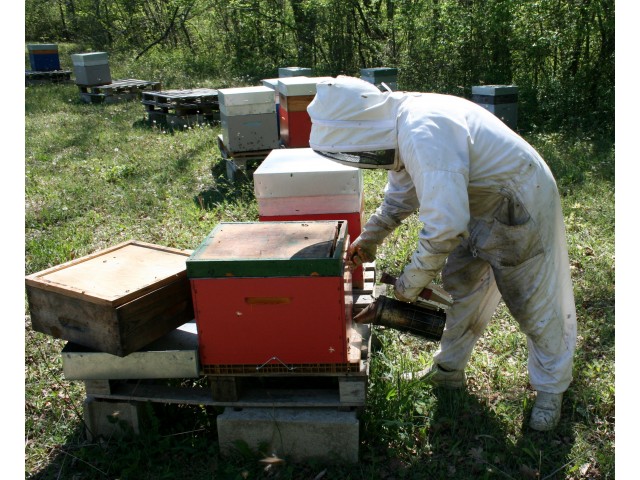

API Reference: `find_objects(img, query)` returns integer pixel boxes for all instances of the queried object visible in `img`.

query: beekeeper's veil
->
[307,75,406,170]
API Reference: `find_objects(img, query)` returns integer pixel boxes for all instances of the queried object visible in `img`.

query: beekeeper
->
[307,75,577,432]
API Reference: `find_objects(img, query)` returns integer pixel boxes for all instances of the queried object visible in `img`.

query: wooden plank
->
[217,134,273,162]
[280,94,315,113]
[25,240,191,307]
[338,377,367,404]
[25,70,72,85]
[90,382,360,407]
[84,379,112,395]
[191,221,340,261]
[210,376,243,402]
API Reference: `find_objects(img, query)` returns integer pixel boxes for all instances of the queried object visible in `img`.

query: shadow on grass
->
[360,386,576,479]
[193,160,259,211]
[27,402,223,480]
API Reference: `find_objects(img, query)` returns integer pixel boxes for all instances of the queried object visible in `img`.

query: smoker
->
[353,272,451,341]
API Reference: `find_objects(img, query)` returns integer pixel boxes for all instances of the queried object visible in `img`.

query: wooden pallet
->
[78,79,161,104]
[25,70,72,85]
[217,134,276,181]
[142,88,221,128]
[353,262,377,315]
[81,322,372,409]
[207,323,371,406]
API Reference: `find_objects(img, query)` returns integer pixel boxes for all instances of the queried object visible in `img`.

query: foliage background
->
[25,0,614,135]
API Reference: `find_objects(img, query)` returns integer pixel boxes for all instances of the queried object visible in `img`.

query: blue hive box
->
[27,44,61,72]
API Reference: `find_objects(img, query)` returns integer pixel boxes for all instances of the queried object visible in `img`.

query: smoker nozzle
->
[353,295,446,342]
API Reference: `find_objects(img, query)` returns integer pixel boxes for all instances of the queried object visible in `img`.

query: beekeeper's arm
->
[348,169,419,264]
[393,121,471,302]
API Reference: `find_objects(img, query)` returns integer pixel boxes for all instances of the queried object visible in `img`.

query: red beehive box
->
[277,77,332,148]
[186,221,354,372]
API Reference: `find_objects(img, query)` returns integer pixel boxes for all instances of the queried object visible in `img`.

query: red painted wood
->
[279,107,312,148]
[191,276,351,365]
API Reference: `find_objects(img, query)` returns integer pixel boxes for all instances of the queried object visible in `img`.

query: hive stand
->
[78,79,161,104]
[217,134,277,182]
[65,264,379,463]
[142,88,220,129]
[25,70,72,86]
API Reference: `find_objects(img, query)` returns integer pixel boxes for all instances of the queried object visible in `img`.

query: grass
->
[24,76,614,479]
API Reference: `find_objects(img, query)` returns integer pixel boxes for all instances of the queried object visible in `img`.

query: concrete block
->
[217,407,359,463]
[83,397,140,441]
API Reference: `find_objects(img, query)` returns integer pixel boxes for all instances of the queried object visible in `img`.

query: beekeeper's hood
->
[307,75,407,170]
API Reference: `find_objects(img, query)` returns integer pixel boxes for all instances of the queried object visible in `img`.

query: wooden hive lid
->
[25,240,191,307]
[187,221,348,278]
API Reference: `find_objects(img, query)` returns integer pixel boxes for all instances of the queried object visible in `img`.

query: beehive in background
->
[27,44,61,71]
[218,86,279,152]
[253,148,366,289]
[360,67,398,91]
[187,221,353,370]
[278,66,313,78]
[71,52,112,86]
[261,78,281,138]
[472,85,518,130]
[277,76,332,148]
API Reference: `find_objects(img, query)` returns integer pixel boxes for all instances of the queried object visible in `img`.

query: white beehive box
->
[218,86,276,116]
[218,86,279,152]
[71,52,111,86]
[278,66,313,77]
[71,52,109,66]
[253,148,363,216]
[277,76,333,97]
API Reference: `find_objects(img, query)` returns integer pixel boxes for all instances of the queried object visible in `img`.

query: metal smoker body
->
[353,294,446,341]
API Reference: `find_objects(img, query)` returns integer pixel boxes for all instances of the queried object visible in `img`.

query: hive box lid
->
[254,148,363,198]
[71,52,109,66]
[471,85,518,96]
[25,240,191,307]
[278,66,313,77]
[278,76,333,97]
[360,67,398,75]
[261,78,281,91]
[218,86,274,107]
[28,44,58,52]
[187,221,348,278]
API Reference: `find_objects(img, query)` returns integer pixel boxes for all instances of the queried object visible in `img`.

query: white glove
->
[394,237,451,302]
[394,274,418,303]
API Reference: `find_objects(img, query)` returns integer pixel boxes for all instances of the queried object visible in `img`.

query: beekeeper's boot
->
[529,391,563,431]
[402,363,466,389]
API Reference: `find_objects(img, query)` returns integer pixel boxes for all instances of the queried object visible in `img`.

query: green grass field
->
[24,77,614,479]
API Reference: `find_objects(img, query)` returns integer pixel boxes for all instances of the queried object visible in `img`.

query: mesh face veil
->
[307,76,405,171]
[313,149,398,169]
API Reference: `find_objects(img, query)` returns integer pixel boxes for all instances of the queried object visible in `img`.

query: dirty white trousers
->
[434,161,577,394]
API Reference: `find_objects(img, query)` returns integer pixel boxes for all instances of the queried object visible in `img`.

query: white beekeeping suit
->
[307,76,577,431]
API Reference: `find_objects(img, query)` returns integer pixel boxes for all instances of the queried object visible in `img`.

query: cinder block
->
[217,407,359,463]
[83,397,140,441]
